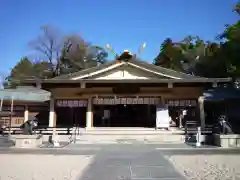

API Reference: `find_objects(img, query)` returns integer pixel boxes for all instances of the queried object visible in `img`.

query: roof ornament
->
[135,42,146,58]
[106,44,118,58]
[106,42,146,62]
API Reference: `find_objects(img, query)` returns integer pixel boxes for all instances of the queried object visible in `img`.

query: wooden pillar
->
[86,97,93,129]
[24,105,29,122]
[53,112,57,127]
[49,97,55,127]
[198,96,205,129]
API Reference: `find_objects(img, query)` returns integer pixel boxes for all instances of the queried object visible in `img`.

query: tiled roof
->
[51,57,202,80]
[0,86,51,102]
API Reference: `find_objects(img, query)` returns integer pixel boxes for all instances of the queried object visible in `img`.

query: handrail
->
[2,126,81,135]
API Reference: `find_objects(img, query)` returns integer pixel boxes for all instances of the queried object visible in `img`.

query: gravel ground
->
[0,154,94,180]
[167,154,240,180]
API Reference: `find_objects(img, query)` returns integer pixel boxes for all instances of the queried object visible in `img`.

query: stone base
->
[213,134,240,148]
[15,135,43,148]
[0,136,9,143]
[0,136,15,147]
[186,134,214,145]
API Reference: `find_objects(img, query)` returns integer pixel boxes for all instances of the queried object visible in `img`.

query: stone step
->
[72,127,185,144]
[74,134,185,144]
[80,131,184,135]
[85,127,156,131]
[80,128,184,135]
[74,140,185,144]
[84,127,182,131]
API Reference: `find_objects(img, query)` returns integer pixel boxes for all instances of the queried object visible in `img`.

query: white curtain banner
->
[156,104,170,129]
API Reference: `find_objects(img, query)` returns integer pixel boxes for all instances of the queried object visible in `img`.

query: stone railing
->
[213,134,240,148]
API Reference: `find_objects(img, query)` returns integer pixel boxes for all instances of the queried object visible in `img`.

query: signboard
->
[56,100,88,107]
[156,105,170,129]
[93,97,161,105]
[166,99,197,107]
[2,105,25,111]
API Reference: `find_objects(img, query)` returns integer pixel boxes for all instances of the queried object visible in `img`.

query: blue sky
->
[0,0,239,76]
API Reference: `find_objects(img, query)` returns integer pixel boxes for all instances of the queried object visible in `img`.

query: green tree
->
[153,36,230,78]
[153,36,207,74]
[153,1,240,78]
[61,35,108,73]
[4,57,34,88]
[153,38,183,71]
[194,43,229,78]
[233,1,240,15]
[218,3,240,79]
[3,57,52,88]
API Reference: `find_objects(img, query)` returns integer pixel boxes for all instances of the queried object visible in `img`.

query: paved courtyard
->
[0,144,240,180]
[0,144,185,180]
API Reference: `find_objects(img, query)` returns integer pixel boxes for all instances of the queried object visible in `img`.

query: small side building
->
[0,86,50,128]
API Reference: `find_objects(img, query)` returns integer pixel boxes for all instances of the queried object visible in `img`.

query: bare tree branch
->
[28,25,63,76]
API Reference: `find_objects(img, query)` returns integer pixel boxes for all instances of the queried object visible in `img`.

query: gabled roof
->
[52,58,201,80]
[20,57,232,84]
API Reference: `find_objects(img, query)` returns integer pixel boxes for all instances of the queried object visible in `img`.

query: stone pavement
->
[0,144,186,180]
[79,150,185,180]
[0,143,240,180]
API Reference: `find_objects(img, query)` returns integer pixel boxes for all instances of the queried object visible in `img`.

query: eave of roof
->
[21,77,232,84]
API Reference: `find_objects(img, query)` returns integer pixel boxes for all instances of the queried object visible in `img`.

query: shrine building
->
[1,51,232,130]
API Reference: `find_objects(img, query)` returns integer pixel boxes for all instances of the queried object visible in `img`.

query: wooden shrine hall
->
[1,51,232,130]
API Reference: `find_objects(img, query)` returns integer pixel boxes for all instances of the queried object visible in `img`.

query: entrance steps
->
[74,127,185,144]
